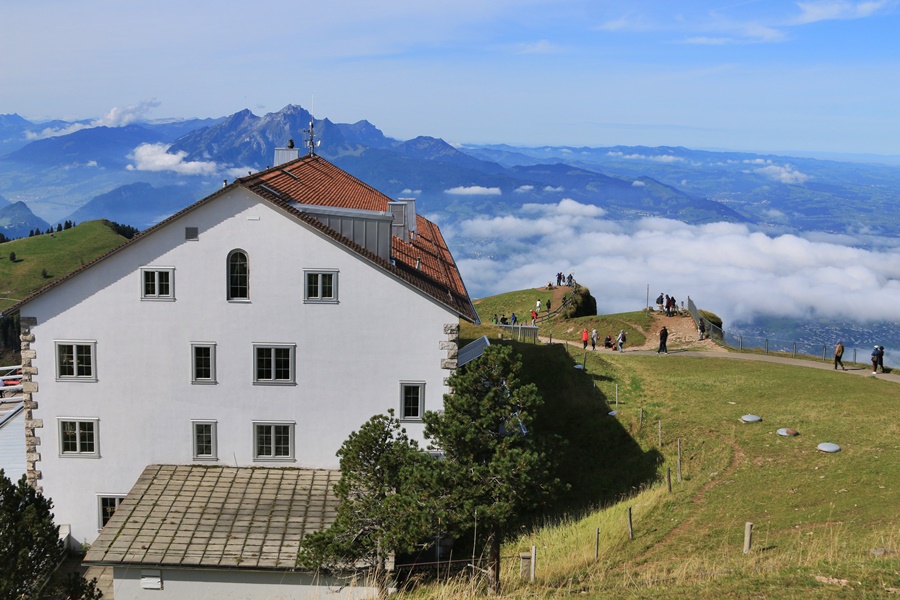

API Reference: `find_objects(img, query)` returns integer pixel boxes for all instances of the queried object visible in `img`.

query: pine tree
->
[298,411,441,588]
[424,344,558,594]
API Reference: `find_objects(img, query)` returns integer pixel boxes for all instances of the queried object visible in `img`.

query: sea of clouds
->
[444,198,900,333]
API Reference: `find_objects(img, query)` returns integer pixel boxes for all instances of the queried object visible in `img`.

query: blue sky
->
[1,0,898,154]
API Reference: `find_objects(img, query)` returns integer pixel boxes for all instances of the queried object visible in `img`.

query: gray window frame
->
[304,270,339,303]
[55,341,97,382]
[253,344,296,385]
[400,381,425,421]
[140,267,175,300]
[253,421,295,461]
[58,417,100,458]
[191,343,217,384]
[192,420,218,461]
[227,249,250,301]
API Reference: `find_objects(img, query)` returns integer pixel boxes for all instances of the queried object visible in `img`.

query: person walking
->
[698,319,706,340]
[582,328,589,350]
[871,345,880,375]
[658,326,668,354]
[877,346,885,373]
[536,299,541,313]
[616,330,626,352]
[834,341,846,370]
[590,328,598,351]
[546,299,551,314]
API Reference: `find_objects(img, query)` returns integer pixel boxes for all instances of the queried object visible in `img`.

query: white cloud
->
[754,164,810,184]
[451,211,900,327]
[543,185,565,192]
[515,185,534,193]
[608,151,685,163]
[444,185,502,195]
[126,143,219,175]
[401,188,423,195]
[792,0,892,24]
[26,100,161,140]
[632,180,646,187]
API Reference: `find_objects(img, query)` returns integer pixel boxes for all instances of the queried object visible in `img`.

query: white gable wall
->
[25,188,458,544]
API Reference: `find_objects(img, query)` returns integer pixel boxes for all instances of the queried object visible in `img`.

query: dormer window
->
[227,250,249,301]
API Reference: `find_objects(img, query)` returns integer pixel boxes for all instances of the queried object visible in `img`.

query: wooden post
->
[627,507,633,540]
[765,339,769,354]
[594,527,600,560]
[658,420,662,447]
[583,352,586,367]
[743,522,753,554]
[530,545,536,581]
[615,384,619,408]
[793,341,797,357]
[667,467,672,493]
[677,438,683,482]
[822,344,827,361]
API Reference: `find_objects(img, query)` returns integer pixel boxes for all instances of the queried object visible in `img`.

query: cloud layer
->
[450,199,900,326]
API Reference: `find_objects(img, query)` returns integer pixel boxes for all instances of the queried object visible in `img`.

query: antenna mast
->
[303,96,318,156]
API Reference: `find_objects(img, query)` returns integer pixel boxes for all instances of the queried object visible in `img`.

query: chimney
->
[274,139,301,166]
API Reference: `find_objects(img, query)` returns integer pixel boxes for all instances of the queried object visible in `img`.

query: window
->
[191,343,216,384]
[58,418,99,457]
[400,382,425,420]
[304,270,338,303]
[253,422,294,460]
[141,268,174,300]
[192,421,218,460]
[227,250,249,300]
[98,495,125,529]
[56,342,96,381]
[185,226,199,241]
[253,344,295,384]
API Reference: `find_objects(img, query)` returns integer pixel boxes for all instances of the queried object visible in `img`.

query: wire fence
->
[686,297,887,368]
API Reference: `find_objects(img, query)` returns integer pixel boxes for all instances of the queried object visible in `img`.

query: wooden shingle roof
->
[85,465,340,569]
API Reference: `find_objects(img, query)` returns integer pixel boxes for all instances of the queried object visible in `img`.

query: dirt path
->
[629,312,725,353]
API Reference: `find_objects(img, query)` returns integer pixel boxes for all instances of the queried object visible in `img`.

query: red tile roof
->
[240,155,477,321]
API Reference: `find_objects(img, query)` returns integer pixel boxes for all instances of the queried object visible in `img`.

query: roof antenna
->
[303,96,321,156]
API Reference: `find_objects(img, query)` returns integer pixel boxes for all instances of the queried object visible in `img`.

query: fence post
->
[594,527,600,560]
[531,545,536,581]
[677,438,683,482]
[793,342,796,357]
[667,467,672,493]
[854,348,857,363]
[823,344,826,361]
[615,384,619,408]
[627,507,633,540]
[765,339,769,355]
[743,522,753,554]
[740,335,743,351]
[639,407,643,429]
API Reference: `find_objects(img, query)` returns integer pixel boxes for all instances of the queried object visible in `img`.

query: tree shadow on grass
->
[514,341,663,514]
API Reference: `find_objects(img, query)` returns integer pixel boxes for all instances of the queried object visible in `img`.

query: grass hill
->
[0,220,127,313]
[421,291,900,598]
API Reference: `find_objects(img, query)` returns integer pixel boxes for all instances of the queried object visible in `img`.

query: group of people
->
[580,328,623,351]
[833,341,887,374]
[554,272,575,288]
[655,293,680,316]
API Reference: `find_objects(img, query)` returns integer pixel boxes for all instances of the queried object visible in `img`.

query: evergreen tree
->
[63,220,72,230]
[8,251,15,262]
[56,223,63,233]
[0,470,65,599]
[424,344,558,594]
[299,411,441,587]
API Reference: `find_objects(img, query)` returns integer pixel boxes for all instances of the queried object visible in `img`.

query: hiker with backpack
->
[616,330,627,352]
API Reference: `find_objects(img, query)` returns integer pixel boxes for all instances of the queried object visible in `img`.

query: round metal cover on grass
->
[574,364,585,370]
[741,414,762,423]
[817,442,841,453]
[608,410,619,417]
[777,428,799,437]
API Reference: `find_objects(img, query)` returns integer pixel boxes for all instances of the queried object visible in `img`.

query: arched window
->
[227,250,249,300]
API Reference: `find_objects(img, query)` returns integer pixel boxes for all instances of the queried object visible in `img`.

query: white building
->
[3,153,477,548]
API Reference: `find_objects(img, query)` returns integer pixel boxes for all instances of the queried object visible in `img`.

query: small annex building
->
[85,465,374,600]
[2,149,478,556]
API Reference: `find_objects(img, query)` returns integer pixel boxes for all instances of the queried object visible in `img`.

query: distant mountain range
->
[1,104,899,242]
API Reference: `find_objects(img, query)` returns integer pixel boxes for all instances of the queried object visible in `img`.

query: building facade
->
[6,154,477,546]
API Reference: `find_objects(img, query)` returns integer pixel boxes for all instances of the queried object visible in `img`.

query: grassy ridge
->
[0,221,127,312]
[423,308,899,598]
